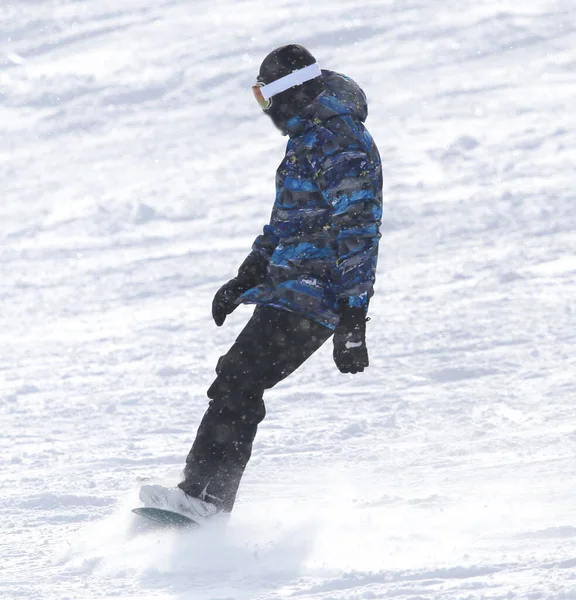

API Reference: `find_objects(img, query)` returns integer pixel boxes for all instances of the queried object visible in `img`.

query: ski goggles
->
[251,62,322,111]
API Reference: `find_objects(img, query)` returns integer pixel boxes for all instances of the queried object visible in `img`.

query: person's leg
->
[179,306,332,511]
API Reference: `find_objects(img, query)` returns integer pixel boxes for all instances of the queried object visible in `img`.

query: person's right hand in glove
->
[333,304,369,374]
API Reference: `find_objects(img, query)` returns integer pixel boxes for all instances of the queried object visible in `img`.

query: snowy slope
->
[1,0,576,598]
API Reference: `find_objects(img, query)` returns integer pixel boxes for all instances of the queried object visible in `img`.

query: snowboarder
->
[139,44,383,524]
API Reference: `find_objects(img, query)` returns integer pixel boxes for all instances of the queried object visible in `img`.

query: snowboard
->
[132,507,199,529]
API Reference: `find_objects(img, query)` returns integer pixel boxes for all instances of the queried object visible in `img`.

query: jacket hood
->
[286,70,368,137]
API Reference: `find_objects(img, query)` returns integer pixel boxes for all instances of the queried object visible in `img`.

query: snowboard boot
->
[139,484,220,523]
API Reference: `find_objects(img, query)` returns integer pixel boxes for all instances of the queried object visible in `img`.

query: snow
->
[1,0,576,598]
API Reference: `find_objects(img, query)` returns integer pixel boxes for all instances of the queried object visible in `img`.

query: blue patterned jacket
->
[238,70,382,329]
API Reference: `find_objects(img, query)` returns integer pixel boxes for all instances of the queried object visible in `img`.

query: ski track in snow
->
[1,0,576,598]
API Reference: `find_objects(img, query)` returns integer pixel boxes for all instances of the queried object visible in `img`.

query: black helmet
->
[255,44,325,133]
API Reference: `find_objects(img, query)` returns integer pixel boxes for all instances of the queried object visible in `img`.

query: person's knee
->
[206,378,266,426]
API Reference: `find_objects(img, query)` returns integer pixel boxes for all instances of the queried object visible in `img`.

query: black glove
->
[212,253,268,327]
[212,278,250,326]
[333,305,369,374]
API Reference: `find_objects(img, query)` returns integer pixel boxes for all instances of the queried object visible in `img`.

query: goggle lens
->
[252,83,270,110]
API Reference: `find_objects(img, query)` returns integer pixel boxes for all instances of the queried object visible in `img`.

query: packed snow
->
[1,0,575,598]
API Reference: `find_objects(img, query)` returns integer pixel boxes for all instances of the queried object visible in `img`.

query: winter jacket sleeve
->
[305,135,382,310]
[236,224,279,287]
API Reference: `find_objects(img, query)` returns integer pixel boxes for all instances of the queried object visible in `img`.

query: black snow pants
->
[178,305,332,512]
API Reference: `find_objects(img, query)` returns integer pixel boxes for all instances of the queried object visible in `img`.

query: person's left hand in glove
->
[212,278,251,327]
[333,304,369,374]
[212,252,268,327]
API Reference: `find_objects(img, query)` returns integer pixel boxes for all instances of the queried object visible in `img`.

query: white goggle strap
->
[259,63,322,102]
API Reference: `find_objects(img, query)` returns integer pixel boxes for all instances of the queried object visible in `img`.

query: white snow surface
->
[1,0,576,598]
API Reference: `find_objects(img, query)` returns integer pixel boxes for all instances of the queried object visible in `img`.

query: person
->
[139,44,383,522]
